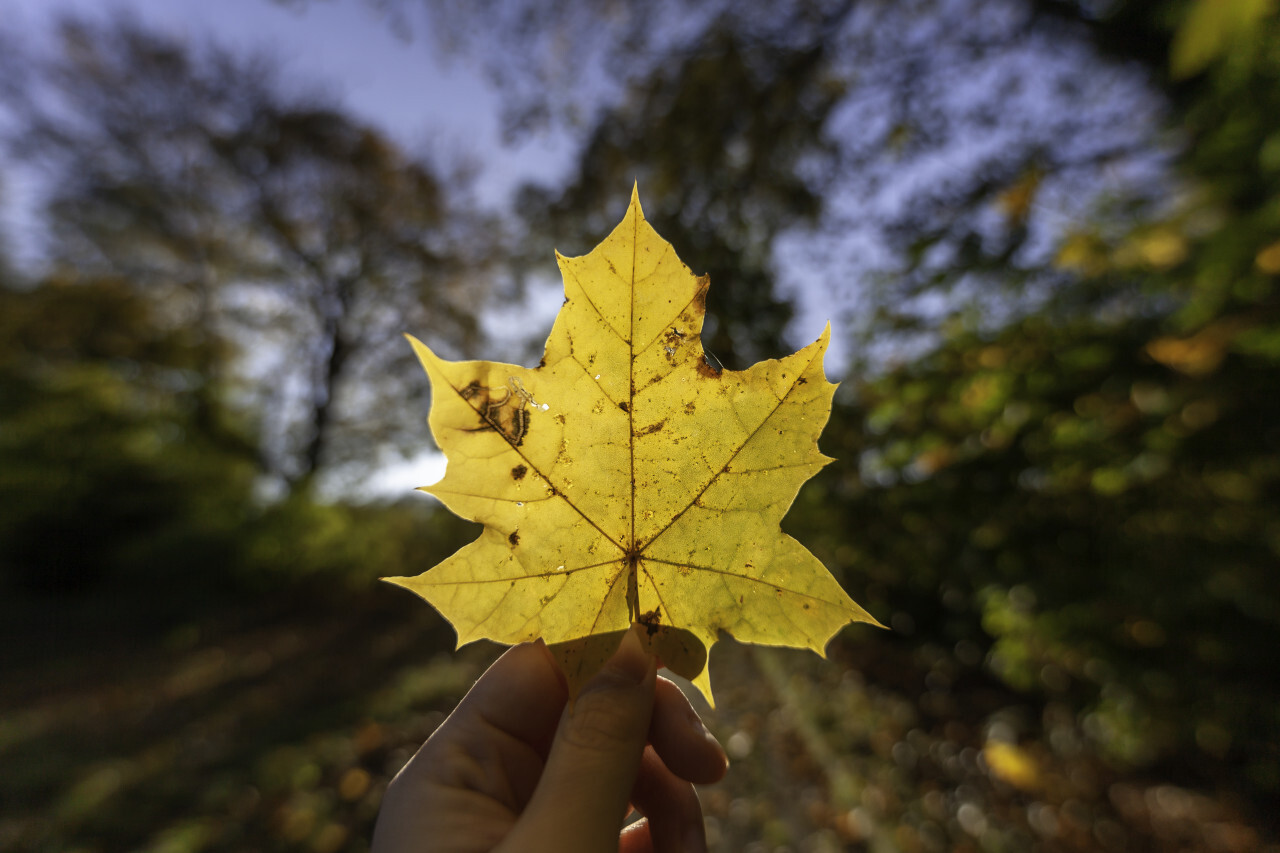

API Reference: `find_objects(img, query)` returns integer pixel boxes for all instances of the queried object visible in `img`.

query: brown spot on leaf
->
[512,465,527,481]
[636,419,666,436]
[696,357,721,379]
[459,380,533,446]
[509,531,520,545]
[684,402,696,414]
[619,401,630,413]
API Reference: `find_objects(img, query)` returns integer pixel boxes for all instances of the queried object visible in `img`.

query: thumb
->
[504,627,657,853]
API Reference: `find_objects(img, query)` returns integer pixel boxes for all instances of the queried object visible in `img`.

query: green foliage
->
[241,497,478,593]
[3,0,1280,848]
[0,17,498,486]
[0,279,259,592]
[796,0,1280,806]
[826,310,1279,779]
[0,275,478,594]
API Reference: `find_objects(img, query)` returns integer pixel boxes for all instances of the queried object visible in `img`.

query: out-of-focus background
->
[1,0,1277,850]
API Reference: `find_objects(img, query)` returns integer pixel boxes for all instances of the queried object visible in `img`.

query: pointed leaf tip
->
[628,182,644,219]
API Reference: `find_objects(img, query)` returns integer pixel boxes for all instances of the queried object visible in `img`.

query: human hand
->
[371,627,728,853]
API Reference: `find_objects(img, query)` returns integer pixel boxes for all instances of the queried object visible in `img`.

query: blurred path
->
[1,594,1273,852]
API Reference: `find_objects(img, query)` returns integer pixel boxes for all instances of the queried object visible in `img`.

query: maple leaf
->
[386,187,881,703]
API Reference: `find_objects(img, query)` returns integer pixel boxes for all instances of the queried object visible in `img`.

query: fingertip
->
[591,626,655,690]
[651,677,728,785]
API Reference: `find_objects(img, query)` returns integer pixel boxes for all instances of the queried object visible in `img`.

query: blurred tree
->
[342,0,1163,367]
[0,177,13,288]
[512,19,846,365]
[789,0,1280,817]
[0,16,499,491]
[406,0,1280,822]
[0,275,259,591]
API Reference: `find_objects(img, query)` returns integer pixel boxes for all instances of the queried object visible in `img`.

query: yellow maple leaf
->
[386,187,880,703]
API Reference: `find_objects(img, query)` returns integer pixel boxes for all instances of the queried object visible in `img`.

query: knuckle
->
[563,692,643,752]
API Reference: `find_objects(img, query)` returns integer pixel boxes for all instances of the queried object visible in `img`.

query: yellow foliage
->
[982,741,1040,790]
[1054,232,1107,276]
[1133,229,1188,270]
[386,188,880,702]
[1146,318,1250,376]
[1256,238,1280,274]
[1170,0,1276,80]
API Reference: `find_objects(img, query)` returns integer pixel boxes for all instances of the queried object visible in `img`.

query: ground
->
[0,585,1273,853]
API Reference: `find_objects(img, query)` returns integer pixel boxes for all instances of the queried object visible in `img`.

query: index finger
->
[446,641,569,757]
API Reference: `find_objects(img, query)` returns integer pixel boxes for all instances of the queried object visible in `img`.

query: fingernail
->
[686,708,721,749]
[605,627,652,685]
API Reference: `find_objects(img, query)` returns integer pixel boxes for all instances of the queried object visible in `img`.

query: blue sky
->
[1,0,1170,497]
[3,0,573,206]
[3,0,584,498]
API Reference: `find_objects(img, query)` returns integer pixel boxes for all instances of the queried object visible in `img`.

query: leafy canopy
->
[387,188,879,702]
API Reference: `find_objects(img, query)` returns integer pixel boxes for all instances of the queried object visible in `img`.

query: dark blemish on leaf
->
[555,414,566,425]
[509,531,520,545]
[803,603,810,610]
[538,357,547,368]
[461,379,533,446]
[684,402,696,414]
[663,327,685,357]
[696,357,721,379]
[512,465,527,481]
[636,419,666,436]
[508,408,530,446]
[693,276,710,312]
[619,401,630,413]
[798,377,808,385]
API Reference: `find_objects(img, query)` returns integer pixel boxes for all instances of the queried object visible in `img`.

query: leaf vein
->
[564,265,629,344]
[644,557,841,607]
[638,344,825,551]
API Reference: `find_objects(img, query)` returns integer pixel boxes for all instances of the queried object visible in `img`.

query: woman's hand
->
[372,627,728,853]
